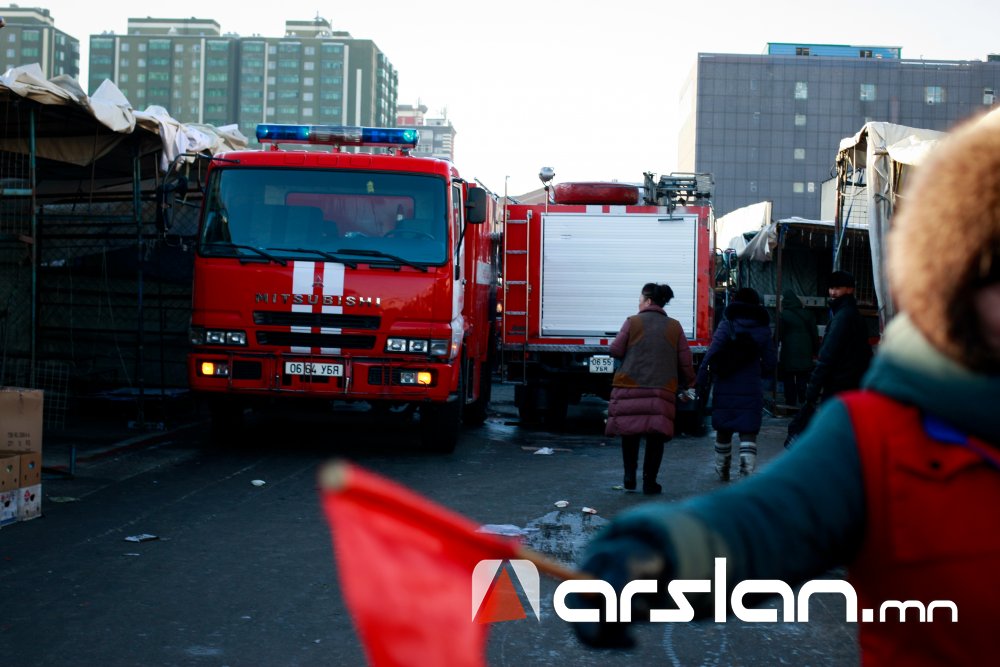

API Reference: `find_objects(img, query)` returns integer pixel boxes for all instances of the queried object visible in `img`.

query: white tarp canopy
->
[836,121,946,326]
[0,64,246,174]
[135,105,248,172]
[715,201,771,254]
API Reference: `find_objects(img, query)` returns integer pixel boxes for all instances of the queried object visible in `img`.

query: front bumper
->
[188,351,457,403]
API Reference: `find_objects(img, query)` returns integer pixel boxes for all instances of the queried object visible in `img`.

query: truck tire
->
[463,359,492,427]
[541,391,568,428]
[515,384,540,425]
[208,397,245,446]
[553,182,640,206]
[515,382,566,428]
[420,368,463,453]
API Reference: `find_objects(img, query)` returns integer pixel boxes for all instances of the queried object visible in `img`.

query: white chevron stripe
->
[320,262,345,354]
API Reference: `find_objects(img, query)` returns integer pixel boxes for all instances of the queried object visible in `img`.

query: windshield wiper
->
[269,248,358,269]
[334,248,428,272]
[204,242,287,266]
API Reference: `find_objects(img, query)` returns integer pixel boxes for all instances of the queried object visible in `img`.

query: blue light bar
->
[256,124,419,148]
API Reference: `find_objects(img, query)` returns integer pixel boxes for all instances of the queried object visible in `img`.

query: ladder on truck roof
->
[500,206,531,385]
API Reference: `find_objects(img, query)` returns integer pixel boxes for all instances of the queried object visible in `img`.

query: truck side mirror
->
[155,175,188,233]
[465,187,488,224]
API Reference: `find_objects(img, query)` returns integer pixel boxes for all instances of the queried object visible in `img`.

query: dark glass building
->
[678,43,1000,219]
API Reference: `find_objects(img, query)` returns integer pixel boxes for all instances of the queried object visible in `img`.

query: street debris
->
[251,479,266,487]
[554,500,569,508]
[611,485,624,490]
[48,496,80,503]
[533,447,555,455]
[520,446,572,454]
[124,534,159,543]
[523,509,609,566]
[581,507,598,515]
[477,524,538,537]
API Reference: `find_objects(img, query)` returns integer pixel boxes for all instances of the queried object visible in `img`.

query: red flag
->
[318,461,523,667]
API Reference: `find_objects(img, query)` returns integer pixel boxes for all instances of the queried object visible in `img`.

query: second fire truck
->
[500,172,715,426]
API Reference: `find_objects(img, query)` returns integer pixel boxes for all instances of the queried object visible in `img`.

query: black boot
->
[642,436,665,494]
[621,436,639,490]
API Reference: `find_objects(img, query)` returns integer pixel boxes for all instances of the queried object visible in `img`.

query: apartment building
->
[88,16,398,140]
[396,102,457,161]
[0,5,79,78]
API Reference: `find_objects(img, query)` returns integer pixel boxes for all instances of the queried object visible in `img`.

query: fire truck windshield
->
[200,168,448,265]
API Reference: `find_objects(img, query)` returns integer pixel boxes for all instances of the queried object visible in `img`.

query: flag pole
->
[515,544,587,581]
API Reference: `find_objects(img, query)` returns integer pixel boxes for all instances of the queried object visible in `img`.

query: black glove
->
[571,535,668,649]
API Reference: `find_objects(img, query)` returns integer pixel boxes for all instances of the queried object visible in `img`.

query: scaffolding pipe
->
[29,106,37,387]
[133,135,146,427]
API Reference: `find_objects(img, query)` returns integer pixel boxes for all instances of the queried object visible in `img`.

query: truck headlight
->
[194,328,248,347]
[199,361,230,377]
[386,337,431,354]
[399,370,435,386]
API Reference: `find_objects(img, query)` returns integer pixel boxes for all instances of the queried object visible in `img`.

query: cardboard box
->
[0,389,44,524]
[0,451,42,525]
[0,387,44,454]
[0,451,18,493]
[15,450,41,487]
[0,488,17,527]
[0,451,19,528]
[17,483,41,521]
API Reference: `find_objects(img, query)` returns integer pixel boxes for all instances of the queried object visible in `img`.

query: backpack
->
[709,319,760,378]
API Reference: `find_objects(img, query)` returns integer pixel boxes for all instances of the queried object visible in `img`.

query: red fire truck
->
[185,125,499,452]
[500,172,714,426]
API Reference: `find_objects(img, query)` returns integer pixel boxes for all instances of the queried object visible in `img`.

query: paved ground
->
[2,383,858,666]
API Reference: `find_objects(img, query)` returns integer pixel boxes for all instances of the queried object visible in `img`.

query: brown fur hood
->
[888,110,1000,370]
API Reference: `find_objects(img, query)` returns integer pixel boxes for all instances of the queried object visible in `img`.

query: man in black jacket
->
[804,270,873,404]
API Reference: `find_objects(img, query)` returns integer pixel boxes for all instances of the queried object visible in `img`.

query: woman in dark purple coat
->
[696,287,777,480]
[606,283,696,494]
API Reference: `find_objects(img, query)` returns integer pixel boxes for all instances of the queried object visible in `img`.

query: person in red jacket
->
[575,112,1000,664]
[605,283,696,495]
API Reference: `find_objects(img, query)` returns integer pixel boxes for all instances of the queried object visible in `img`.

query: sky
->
[13,0,1000,195]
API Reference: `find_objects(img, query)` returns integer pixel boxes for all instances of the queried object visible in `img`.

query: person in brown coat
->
[606,283,696,494]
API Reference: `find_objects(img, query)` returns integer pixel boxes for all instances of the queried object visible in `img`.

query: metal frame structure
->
[0,93,198,431]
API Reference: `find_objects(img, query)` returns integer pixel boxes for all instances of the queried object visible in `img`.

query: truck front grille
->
[253,311,380,329]
[232,360,262,380]
[368,368,405,385]
[256,332,376,349]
